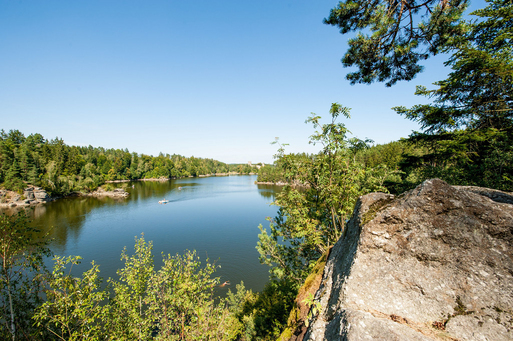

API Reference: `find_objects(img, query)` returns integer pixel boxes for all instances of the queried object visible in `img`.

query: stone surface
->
[85,187,129,198]
[304,179,513,340]
[24,188,35,200]
[0,185,128,208]
[0,186,53,208]
[33,187,51,202]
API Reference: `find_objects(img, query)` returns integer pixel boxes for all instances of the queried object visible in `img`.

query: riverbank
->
[255,180,308,187]
[255,181,288,186]
[0,186,129,209]
[105,172,257,183]
[80,187,129,198]
[0,186,54,208]
[1,174,260,209]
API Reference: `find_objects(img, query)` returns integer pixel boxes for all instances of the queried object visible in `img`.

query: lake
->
[20,175,281,293]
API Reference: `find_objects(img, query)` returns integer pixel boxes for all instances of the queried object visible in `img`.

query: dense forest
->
[1,0,512,340]
[0,129,255,196]
[257,140,416,193]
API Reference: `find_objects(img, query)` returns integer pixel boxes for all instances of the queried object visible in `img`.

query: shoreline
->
[255,181,288,186]
[0,186,55,209]
[105,172,257,183]
[254,180,308,187]
[1,174,259,209]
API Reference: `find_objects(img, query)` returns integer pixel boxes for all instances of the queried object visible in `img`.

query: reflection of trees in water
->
[11,181,193,248]
[30,198,101,247]
[128,181,197,202]
[256,184,282,202]
[1,179,278,251]
[7,195,129,248]
[0,181,189,249]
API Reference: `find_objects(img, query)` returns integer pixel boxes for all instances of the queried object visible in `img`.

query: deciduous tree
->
[257,104,388,284]
[0,213,50,341]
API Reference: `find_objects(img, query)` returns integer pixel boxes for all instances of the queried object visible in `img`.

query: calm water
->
[20,175,281,293]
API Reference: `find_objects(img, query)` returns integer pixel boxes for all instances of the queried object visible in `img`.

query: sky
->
[0,0,486,164]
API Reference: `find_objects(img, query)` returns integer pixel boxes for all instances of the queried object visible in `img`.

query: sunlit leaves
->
[33,256,109,341]
[107,235,154,340]
[257,104,389,285]
[146,250,232,340]
[29,235,243,340]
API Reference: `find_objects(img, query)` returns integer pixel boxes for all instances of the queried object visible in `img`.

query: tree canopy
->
[393,0,513,190]
[325,0,469,86]
[325,0,512,190]
[0,129,254,196]
[395,0,512,132]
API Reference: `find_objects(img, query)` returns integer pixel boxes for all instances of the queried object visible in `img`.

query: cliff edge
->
[303,179,513,340]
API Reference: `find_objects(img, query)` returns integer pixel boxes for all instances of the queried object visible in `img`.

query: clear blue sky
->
[0,0,486,164]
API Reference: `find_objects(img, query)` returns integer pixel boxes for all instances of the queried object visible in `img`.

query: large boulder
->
[86,187,129,198]
[0,187,52,207]
[23,187,35,200]
[33,187,51,202]
[304,179,513,340]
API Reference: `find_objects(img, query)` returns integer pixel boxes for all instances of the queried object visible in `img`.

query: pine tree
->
[324,0,469,86]
[393,0,513,190]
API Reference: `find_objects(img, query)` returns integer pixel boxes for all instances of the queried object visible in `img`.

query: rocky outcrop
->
[303,179,513,340]
[84,187,129,198]
[0,186,129,208]
[0,186,53,207]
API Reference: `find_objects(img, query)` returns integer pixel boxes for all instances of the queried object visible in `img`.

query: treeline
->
[0,129,254,196]
[256,141,408,191]
[258,134,513,195]
[2,0,511,339]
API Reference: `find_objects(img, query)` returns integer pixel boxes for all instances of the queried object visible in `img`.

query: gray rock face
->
[0,186,52,207]
[24,188,35,200]
[86,187,129,197]
[305,179,513,341]
[33,187,51,202]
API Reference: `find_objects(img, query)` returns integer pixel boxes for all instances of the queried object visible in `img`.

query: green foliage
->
[33,256,109,341]
[393,0,513,190]
[395,0,512,134]
[302,293,321,328]
[253,106,400,338]
[257,104,389,285]
[226,282,256,340]
[146,250,236,340]
[107,235,154,340]
[20,234,245,340]
[326,0,512,191]
[0,130,232,196]
[256,164,285,183]
[352,140,429,193]
[325,0,469,86]
[227,279,298,341]
[0,213,51,341]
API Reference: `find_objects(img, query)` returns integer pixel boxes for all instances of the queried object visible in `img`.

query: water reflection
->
[128,181,197,202]
[256,184,282,202]
[1,175,279,293]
